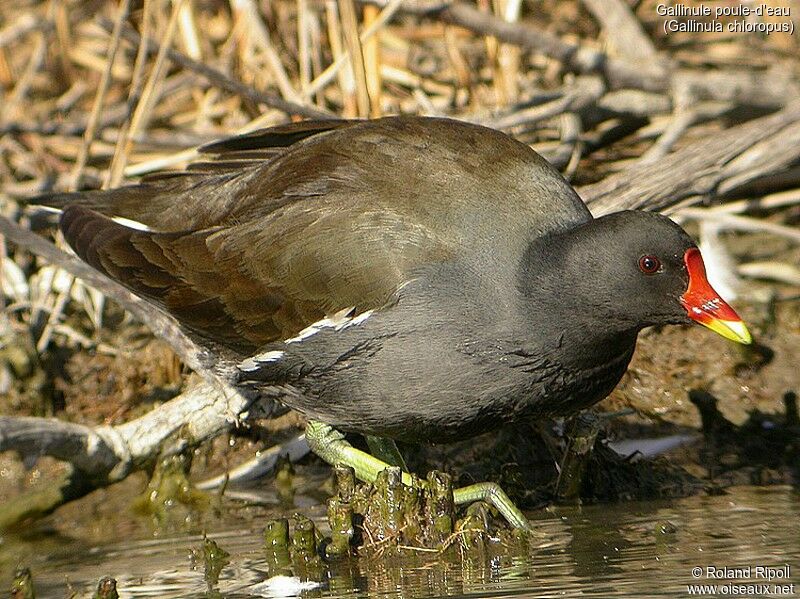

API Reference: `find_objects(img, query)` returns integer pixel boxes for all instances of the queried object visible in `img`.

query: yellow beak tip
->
[702,319,753,345]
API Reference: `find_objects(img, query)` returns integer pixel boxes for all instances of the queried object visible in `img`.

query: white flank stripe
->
[238,350,286,372]
[348,310,374,326]
[238,308,375,372]
[284,307,373,344]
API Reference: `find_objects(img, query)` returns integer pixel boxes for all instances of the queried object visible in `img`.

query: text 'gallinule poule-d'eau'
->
[38,116,752,530]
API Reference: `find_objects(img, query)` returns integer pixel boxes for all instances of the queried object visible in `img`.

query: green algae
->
[11,567,35,599]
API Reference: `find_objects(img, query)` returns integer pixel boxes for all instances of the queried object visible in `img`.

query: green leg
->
[365,435,408,470]
[305,421,415,486]
[453,482,530,530]
[305,420,532,531]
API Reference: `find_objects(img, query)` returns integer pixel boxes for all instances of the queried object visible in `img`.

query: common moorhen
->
[41,116,751,529]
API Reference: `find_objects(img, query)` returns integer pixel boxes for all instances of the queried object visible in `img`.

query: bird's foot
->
[305,420,532,531]
[453,482,531,530]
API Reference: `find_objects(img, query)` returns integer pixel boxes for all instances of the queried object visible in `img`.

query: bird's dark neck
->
[512,227,643,372]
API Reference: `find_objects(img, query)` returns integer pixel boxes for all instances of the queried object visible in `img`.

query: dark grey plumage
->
[40,116,704,442]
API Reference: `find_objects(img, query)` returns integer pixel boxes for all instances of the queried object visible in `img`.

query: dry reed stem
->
[107,0,155,187]
[339,0,371,117]
[125,0,187,165]
[70,0,131,191]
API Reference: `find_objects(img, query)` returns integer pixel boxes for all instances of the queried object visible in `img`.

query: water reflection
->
[6,486,799,598]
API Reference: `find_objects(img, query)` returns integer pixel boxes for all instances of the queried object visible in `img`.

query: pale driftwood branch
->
[485,76,605,130]
[581,102,800,215]
[0,416,123,478]
[738,262,800,286]
[596,89,672,117]
[672,67,800,110]
[197,434,310,490]
[0,379,258,528]
[637,101,732,165]
[112,379,260,463]
[580,0,659,62]
[542,112,583,173]
[677,208,800,244]
[0,379,254,479]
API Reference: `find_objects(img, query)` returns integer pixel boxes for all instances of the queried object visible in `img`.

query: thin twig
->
[71,0,131,190]
[106,0,155,187]
[97,16,335,120]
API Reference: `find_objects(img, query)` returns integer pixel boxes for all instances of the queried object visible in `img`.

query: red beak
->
[680,248,752,344]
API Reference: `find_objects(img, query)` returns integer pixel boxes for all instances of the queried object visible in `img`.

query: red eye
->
[639,255,661,274]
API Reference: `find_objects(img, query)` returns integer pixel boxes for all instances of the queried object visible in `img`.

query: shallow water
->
[4,485,799,598]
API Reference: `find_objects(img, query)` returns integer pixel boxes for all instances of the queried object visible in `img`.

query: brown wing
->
[60,202,446,353]
[33,119,363,232]
[53,116,591,354]
[198,119,360,155]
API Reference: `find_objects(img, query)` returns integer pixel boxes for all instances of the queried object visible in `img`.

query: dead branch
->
[580,0,658,62]
[485,75,605,130]
[0,379,255,529]
[581,102,800,215]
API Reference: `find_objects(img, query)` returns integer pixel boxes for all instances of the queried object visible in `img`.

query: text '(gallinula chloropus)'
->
[38,116,752,530]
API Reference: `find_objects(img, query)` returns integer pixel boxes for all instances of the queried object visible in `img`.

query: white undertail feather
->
[112,216,152,231]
